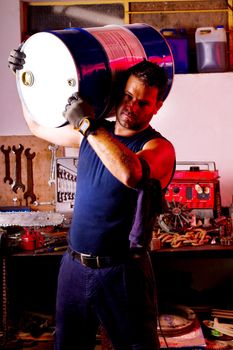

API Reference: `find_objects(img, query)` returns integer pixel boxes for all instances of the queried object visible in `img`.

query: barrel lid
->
[16,32,78,128]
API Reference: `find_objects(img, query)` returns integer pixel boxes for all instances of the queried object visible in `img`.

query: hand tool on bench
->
[12,144,25,193]
[1,145,13,184]
[24,148,36,205]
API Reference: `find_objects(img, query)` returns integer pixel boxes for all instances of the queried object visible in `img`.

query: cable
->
[147,251,170,349]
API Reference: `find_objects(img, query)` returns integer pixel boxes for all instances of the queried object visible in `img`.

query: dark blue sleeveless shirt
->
[69,120,166,256]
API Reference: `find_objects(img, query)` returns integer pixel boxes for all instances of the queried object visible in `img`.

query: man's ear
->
[154,100,163,114]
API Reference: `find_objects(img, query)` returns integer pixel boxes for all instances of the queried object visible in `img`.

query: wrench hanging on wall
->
[48,144,59,186]
[24,148,36,205]
[1,145,13,185]
[12,144,25,193]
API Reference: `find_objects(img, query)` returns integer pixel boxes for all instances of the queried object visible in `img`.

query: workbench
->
[3,245,233,342]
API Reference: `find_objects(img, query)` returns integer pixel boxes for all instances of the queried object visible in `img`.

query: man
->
[9,47,175,349]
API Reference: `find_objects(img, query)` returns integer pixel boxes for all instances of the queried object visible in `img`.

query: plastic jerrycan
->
[195,26,228,73]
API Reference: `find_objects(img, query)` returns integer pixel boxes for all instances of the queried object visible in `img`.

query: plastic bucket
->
[195,26,228,73]
[16,23,174,128]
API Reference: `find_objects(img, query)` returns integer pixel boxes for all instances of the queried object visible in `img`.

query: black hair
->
[113,59,168,109]
[127,60,168,101]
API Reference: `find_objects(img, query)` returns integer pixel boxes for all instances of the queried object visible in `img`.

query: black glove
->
[63,92,95,128]
[8,44,26,73]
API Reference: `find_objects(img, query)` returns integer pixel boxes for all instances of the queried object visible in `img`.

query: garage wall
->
[0,1,233,207]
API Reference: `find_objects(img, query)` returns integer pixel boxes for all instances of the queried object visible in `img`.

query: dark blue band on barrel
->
[125,24,174,100]
[47,27,112,118]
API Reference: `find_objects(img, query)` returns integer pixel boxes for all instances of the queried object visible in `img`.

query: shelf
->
[152,244,233,253]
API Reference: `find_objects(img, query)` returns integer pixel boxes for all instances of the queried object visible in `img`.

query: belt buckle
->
[80,253,92,265]
[96,256,100,268]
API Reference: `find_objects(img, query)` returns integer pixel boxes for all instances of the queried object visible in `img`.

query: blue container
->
[16,24,174,128]
[161,28,189,73]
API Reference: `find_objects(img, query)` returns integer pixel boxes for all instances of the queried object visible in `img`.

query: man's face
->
[116,75,162,131]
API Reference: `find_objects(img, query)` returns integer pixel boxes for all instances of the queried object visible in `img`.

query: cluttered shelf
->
[10,243,233,257]
[10,250,66,257]
[152,244,233,254]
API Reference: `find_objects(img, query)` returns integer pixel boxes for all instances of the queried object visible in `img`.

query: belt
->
[67,247,124,269]
[67,247,146,269]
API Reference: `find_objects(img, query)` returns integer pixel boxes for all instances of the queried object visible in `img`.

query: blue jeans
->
[55,251,159,350]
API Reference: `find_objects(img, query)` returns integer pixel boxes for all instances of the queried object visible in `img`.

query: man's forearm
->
[21,102,41,136]
[21,102,81,147]
[87,127,143,188]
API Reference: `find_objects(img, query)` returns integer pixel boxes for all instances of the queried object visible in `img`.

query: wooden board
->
[0,136,64,211]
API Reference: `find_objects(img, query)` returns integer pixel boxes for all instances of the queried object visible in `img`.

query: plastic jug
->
[195,26,228,73]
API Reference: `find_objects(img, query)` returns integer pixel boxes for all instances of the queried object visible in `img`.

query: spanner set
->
[1,144,36,205]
